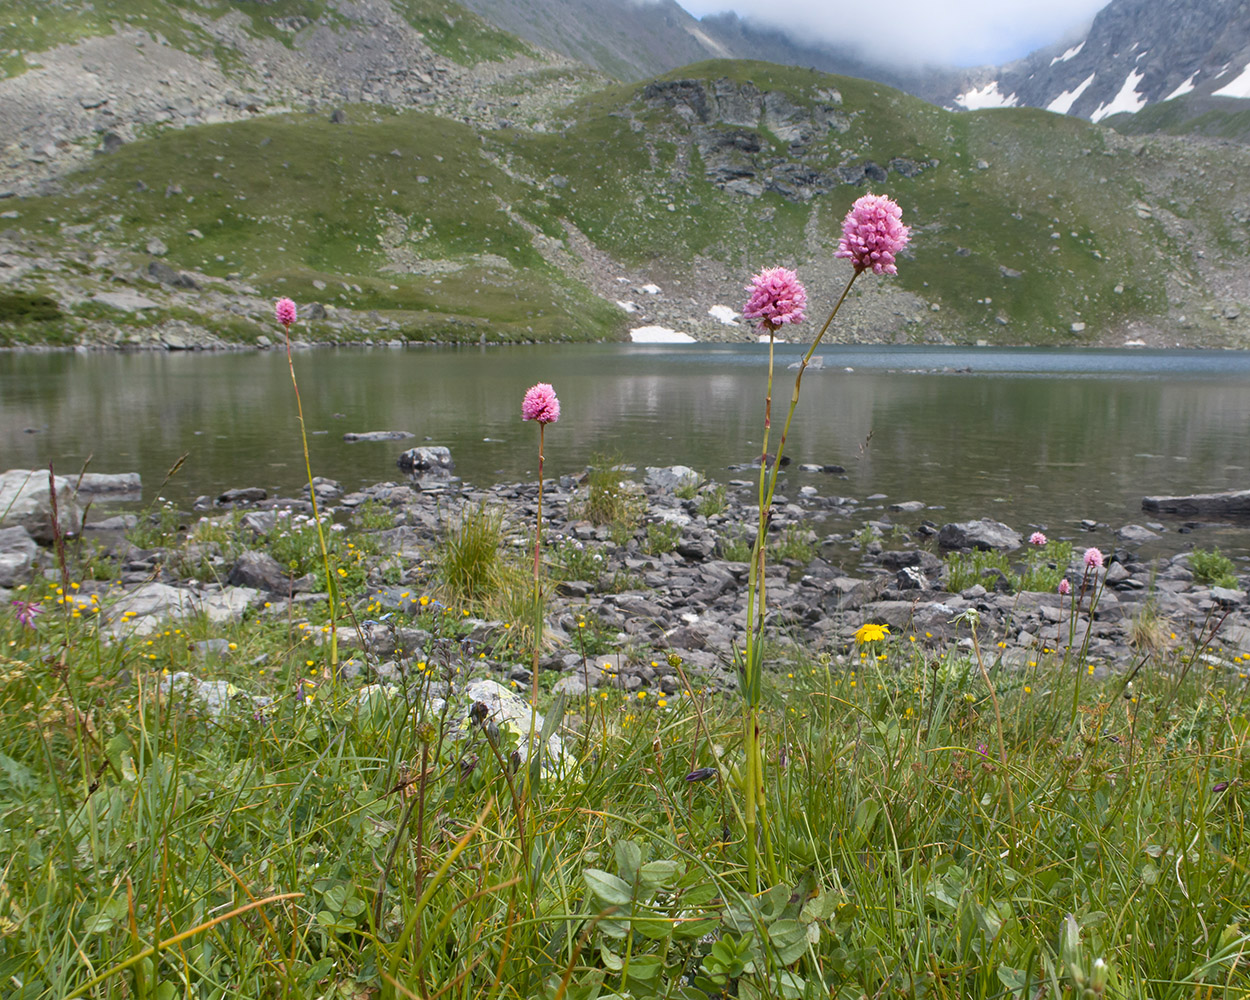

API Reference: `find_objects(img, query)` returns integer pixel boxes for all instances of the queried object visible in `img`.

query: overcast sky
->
[672,0,1112,67]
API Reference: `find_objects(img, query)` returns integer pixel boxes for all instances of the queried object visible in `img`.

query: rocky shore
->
[3,462,1248,706]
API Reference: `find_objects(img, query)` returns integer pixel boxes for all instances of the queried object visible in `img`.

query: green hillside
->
[2,59,1249,347]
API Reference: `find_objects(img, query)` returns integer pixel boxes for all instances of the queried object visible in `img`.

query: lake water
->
[2,343,1248,553]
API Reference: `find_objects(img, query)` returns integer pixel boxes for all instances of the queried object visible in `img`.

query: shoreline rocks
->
[3,463,1247,703]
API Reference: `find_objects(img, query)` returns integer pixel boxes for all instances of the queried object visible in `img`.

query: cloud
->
[674,0,1110,67]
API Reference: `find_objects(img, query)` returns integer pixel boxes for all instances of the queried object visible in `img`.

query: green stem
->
[283,324,338,679]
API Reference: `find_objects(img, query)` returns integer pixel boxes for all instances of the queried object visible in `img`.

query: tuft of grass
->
[642,520,682,555]
[581,457,644,529]
[697,484,728,517]
[437,503,503,605]
[1189,546,1239,589]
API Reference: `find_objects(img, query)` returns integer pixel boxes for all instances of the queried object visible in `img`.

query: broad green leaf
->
[766,919,809,964]
[627,955,663,983]
[638,859,680,892]
[614,840,642,885]
[599,940,623,971]
[584,868,633,908]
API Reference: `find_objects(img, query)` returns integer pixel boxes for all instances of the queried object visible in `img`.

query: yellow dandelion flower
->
[854,622,890,644]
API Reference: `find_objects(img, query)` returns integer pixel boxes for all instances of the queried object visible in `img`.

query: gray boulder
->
[0,525,38,587]
[0,469,82,542]
[227,551,292,592]
[938,518,1022,551]
[645,465,702,492]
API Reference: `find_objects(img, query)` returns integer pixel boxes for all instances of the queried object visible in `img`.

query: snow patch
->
[1090,69,1148,122]
[1213,61,1250,99]
[615,300,638,313]
[630,325,695,344]
[1050,41,1085,66]
[707,305,738,326]
[954,81,1019,110]
[639,283,661,295]
[1047,73,1096,115]
[1165,73,1198,101]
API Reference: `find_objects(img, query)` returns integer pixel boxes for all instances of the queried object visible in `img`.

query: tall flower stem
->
[740,271,857,891]
[518,382,559,864]
[525,422,546,814]
[282,321,338,683]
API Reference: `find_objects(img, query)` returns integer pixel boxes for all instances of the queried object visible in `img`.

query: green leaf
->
[627,955,663,983]
[614,840,642,885]
[584,868,633,908]
[801,888,839,923]
[638,860,680,892]
[766,919,809,964]
[599,940,623,971]
[321,883,349,913]
[633,916,673,941]
[671,915,719,940]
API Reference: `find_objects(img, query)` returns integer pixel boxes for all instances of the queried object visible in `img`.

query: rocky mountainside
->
[949,0,1250,121]
[0,3,1249,352]
[0,0,604,197]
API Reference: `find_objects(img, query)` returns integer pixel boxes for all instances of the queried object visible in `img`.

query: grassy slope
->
[2,60,1249,345]
[507,63,1179,342]
[1108,94,1250,145]
[0,108,623,342]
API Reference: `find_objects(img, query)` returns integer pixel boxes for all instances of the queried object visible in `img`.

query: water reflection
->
[2,344,1247,549]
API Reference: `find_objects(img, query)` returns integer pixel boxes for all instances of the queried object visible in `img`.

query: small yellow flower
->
[854,623,890,644]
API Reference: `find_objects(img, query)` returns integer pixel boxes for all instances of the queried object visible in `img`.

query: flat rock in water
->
[397,446,454,475]
[75,472,142,497]
[344,431,415,442]
[218,487,267,505]
[1142,490,1250,517]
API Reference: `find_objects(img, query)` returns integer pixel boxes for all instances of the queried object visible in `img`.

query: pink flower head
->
[835,192,910,275]
[742,267,807,331]
[275,297,297,327]
[1058,578,1071,596]
[1029,531,1047,546]
[1083,547,1104,569]
[522,383,560,425]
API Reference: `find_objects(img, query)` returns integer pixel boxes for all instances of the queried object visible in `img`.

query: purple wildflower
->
[11,600,42,629]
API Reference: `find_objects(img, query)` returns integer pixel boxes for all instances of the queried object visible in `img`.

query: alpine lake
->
[2,342,1248,558]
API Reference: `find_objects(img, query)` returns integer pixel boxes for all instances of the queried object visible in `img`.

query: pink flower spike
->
[1083,547,1104,569]
[1058,578,1071,596]
[275,297,297,327]
[1029,531,1047,546]
[835,192,910,275]
[742,267,807,330]
[522,383,560,425]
